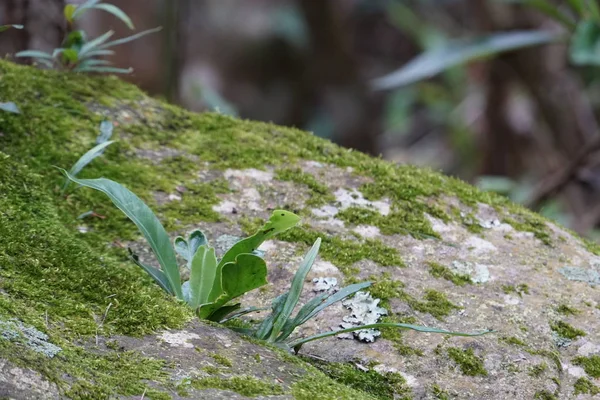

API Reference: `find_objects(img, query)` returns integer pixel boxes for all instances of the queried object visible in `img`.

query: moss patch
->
[427,261,472,286]
[555,304,579,315]
[501,284,529,296]
[447,347,488,377]
[191,375,284,397]
[533,390,558,400]
[210,353,233,368]
[549,321,586,340]
[573,377,600,395]
[276,167,334,207]
[573,355,600,378]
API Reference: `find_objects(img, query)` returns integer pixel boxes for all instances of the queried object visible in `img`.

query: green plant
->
[0,24,23,113]
[61,171,301,321]
[62,120,115,193]
[16,0,160,73]
[228,238,493,353]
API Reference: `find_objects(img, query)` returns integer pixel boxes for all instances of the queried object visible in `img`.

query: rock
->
[1,60,599,399]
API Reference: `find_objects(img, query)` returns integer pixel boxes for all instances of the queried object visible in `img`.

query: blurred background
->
[4,0,600,239]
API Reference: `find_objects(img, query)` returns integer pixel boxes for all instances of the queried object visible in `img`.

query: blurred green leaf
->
[372,30,560,90]
[64,4,77,23]
[0,102,20,114]
[62,48,79,62]
[0,24,23,32]
[570,20,600,65]
[88,3,134,29]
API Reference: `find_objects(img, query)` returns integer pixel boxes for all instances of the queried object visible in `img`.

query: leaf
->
[74,66,133,74]
[218,306,266,324]
[96,120,113,144]
[570,20,600,66]
[61,140,115,192]
[0,24,23,32]
[209,304,243,323]
[97,27,162,50]
[71,0,101,19]
[15,50,55,60]
[208,210,300,304]
[278,281,372,341]
[60,170,183,299]
[129,249,173,295]
[62,48,79,62]
[89,3,134,29]
[268,238,321,342]
[201,253,269,321]
[64,4,77,23]
[187,245,218,309]
[255,293,288,340]
[372,30,560,90]
[78,30,115,58]
[174,230,207,268]
[288,324,495,354]
[0,102,20,114]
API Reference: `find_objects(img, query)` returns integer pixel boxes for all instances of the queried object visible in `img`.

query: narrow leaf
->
[60,170,183,299]
[62,140,115,192]
[187,245,218,309]
[209,303,243,323]
[129,249,173,295]
[0,102,20,114]
[218,306,266,324]
[78,30,115,58]
[74,66,133,74]
[15,50,55,60]
[97,120,113,144]
[0,24,23,32]
[268,238,321,342]
[72,0,101,19]
[255,293,287,340]
[372,30,560,90]
[288,324,495,354]
[90,3,134,29]
[98,27,162,50]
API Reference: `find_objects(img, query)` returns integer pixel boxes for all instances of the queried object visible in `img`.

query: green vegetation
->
[276,167,334,207]
[533,390,558,400]
[447,347,488,377]
[574,377,600,395]
[500,336,527,346]
[528,362,547,377]
[427,261,472,286]
[191,375,284,397]
[555,304,580,315]
[210,353,233,367]
[573,355,600,378]
[549,321,586,340]
[501,284,529,296]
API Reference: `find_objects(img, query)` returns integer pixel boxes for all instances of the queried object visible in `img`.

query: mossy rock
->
[0,61,599,399]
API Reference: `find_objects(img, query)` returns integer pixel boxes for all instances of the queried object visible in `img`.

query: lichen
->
[447,347,488,377]
[549,321,586,340]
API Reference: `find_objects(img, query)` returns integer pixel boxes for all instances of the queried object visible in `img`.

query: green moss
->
[202,365,222,375]
[427,261,472,286]
[191,375,284,397]
[304,358,412,400]
[378,315,423,356]
[276,167,334,207]
[447,347,488,377]
[528,362,547,377]
[503,216,551,246]
[573,355,600,378]
[210,353,233,368]
[431,384,450,400]
[549,321,586,340]
[573,377,600,395]
[555,304,579,315]
[410,290,460,320]
[533,390,558,400]
[501,284,529,296]
[500,336,527,347]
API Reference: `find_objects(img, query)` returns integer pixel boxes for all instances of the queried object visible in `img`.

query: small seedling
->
[228,238,493,353]
[16,0,160,73]
[60,170,300,321]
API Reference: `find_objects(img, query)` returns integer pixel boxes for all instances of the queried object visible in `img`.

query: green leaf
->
[60,170,184,299]
[15,50,55,60]
[71,0,101,20]
[0,24,23,32]
[62,48,79,62]
[289,324,495,354]
[96,120,113,144]
[0,102,20,114]
[64,4,77,23]
[64,31,86,49]
[97,27,162,50]
[268,238,321,342]
[372,30,560,90]
[175,230,208,268]
[278,281,372,341]
[62,140,115,192]
[74,66,133,74]
[186,245,218,309]
[209,210,300,304]
[570,20,600,66]
[218,306,266,323]
[89,3,134,29]
[255,293,287,340]
[78,30,115,58]
[129,249,173,295]
[202,254,269,321]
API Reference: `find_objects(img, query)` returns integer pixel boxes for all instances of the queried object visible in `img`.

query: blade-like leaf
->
[372,30,560,90]
[62,140,115,192]
[72,0,101,19]
[0,24,23,32]
[268,238,321,342]
[78,30,115,58]
[80,49,115,58]
[129,249,173,295]
[209,303,243,323]
[255,293,288,340]
[98,27,162,50]
[201,253,269,320]
[218,306,266,323]
[187,245,218,309]
[0,102,20,114]
[278,281,373,341]
[208,210,300,304]
[15,50,55,60]
[288,324,495,354]
[60,170,183,299]
[89,3,134,29]
[74,66,133,74]
[97,120,113,144]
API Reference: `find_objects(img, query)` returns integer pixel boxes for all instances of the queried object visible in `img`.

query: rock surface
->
[0,61,599,399]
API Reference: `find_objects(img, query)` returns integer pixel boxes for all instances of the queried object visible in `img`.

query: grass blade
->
[78,30,114,58]
[60,170,183,299]
[96,120,113,144]
[89,3,134,29]
[187,245,218,309]
[129,249,173,295]
[74,66,133,74]
[268,238,321,342]
[0,24,23,32]
[15,50,55,60]
[98,27,162,50]
[288,323,495,354]
[256,293,287,340]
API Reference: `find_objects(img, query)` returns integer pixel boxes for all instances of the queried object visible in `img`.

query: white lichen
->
[338,292,387,343]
